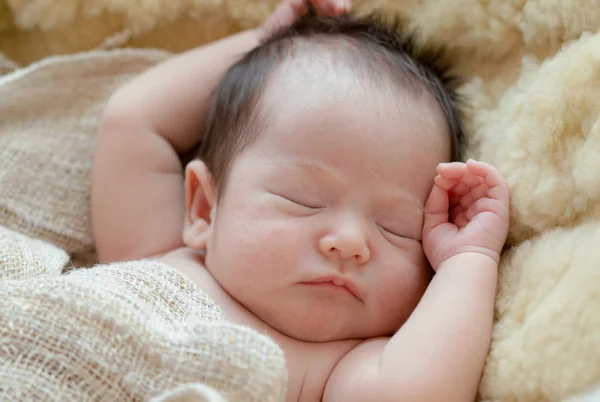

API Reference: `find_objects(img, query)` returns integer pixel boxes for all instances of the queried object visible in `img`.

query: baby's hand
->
[422,160,510,271]
[259,0,350,40]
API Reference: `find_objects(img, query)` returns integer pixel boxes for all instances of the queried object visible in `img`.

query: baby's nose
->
[319,227,370,264]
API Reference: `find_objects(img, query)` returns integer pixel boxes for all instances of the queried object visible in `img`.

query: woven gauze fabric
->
[0,225,69,280]
[0,225,287,401]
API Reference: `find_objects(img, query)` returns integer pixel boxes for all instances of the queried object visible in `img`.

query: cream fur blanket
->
[1,0,600,401]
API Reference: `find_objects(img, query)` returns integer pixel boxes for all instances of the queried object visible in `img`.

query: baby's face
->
[203,71,450,342]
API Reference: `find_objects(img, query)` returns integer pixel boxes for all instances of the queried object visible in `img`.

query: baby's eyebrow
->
[285,161,347,185]
[265,160,345,187]
[297,162,338,177]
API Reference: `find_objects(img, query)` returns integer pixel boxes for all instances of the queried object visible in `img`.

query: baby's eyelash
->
[379,225,403,237]
[378,225,420,242]
[276,193,324,209]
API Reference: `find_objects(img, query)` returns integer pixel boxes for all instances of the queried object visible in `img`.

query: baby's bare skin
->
[91,1,510,400]
[159,248,358,401]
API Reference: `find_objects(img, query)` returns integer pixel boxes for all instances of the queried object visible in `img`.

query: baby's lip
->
[301,275,363,302]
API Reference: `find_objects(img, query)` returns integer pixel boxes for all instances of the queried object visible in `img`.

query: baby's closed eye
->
[378,224,408,238]
[376,215,422,243]
[274,192,325,210]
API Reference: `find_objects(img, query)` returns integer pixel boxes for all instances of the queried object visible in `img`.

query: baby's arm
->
[91,31,260,262]
[325,160,509,402]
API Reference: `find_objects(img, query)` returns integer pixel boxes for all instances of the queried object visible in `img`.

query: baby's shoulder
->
[155,247,222,300]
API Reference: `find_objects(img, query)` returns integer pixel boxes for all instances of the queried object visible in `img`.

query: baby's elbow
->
[98,87,148,137]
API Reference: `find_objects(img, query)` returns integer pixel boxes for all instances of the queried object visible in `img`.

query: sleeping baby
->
[91,0,510,400]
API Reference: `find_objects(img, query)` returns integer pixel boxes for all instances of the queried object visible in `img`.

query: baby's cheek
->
[373,257,430,322]
[230,213,301,265]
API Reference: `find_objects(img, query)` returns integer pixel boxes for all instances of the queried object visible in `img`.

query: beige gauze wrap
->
[0,226,287,401]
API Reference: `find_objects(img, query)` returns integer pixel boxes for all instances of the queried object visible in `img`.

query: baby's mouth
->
[301,276,362,302]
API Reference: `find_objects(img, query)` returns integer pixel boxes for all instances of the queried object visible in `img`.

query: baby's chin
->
[257,308,401,343]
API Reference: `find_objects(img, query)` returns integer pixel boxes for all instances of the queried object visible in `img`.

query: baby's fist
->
[260,0,350,40]
[422,160,510,271]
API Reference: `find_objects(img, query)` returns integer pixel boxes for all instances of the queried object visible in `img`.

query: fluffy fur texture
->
[1,0,600,400]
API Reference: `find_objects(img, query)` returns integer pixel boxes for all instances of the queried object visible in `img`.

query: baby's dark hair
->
[197,13,465,193]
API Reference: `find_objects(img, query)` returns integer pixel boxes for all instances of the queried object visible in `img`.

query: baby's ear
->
[183,160,216,250]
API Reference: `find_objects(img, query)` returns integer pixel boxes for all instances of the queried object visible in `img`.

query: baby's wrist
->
[436,251,499,274]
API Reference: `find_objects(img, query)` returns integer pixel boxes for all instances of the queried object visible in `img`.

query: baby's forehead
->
[259,58,451,158]
[254,74,450,170]
[251,34,460,160]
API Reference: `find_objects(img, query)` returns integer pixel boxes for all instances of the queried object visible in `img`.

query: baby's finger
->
[459,192,475,209]
[465,197,504,221]
[331,0,350,13]
[261,0,307,37]
[460,172,484,189]
[423,184,449,231]
[437,162,467,179]
[459,179,489,208]
[288,0,310,16]
[450,206,469,228]
[466,160,509,201]
[466,160,504,187]
[434,175,458,191]
[470,182,488,200]
[450,204,464,223]
[452,182,471,196]
[311,0,347,15]
[455,213,469,229]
